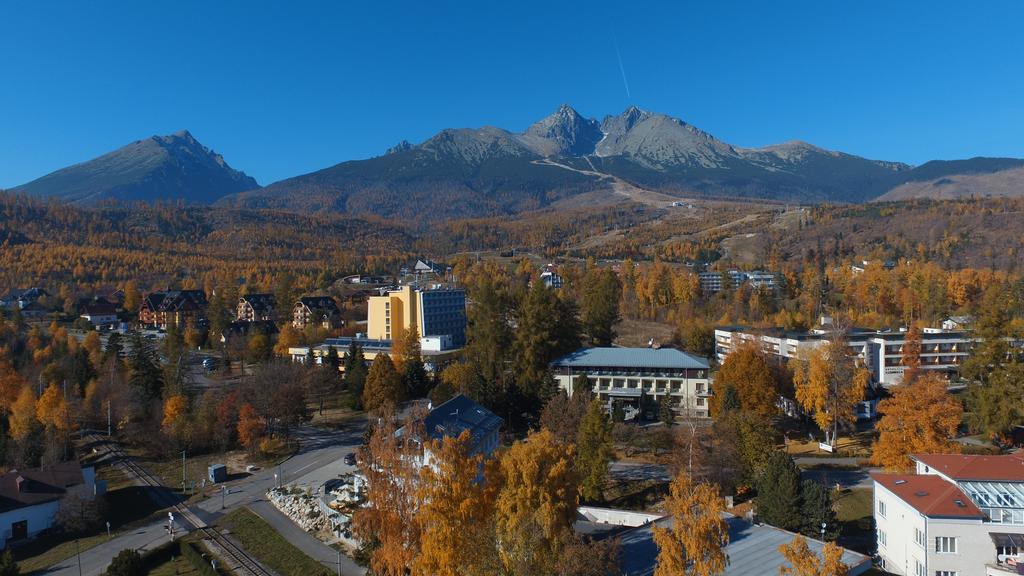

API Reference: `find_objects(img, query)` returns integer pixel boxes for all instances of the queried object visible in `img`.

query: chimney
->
[15,476,26,493]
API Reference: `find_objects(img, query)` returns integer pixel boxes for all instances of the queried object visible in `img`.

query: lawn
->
[219,507,330,576]
[834,487,875,555]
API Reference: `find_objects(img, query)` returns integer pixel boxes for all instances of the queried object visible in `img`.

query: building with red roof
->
[872,452,1024,576]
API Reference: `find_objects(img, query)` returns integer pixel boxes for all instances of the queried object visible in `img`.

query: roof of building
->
[871,473,984,519]
[81,299,117,316]
[0,461,87,513]
[423,394,502,451]
[617,514,871,576]
[297,296,340,312]
[143,290,207,312]
[551,347,709,370]
[239,293,276,310]
[911,452,1024,483]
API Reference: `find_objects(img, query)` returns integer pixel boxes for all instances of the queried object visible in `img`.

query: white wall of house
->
[875,482,928,576]
[0,501,59,549]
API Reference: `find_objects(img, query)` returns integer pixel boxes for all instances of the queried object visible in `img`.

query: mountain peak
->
[13,131,258,205]
[520,104,602,156]
[385,140,413,155]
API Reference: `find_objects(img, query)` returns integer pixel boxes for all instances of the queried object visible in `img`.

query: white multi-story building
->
[550,347,712,419]
[698,270,781,294]
[714,325,978,387]
[873,452,1024,576]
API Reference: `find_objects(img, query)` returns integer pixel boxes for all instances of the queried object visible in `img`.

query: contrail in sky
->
[612,30,631,100]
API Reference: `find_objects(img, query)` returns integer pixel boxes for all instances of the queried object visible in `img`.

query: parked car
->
[344,452,357,466]
[202,357,218,371]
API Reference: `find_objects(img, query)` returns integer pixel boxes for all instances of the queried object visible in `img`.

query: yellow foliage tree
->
[871,372,962,471]
[778,534,848,576]
[494,429,579,575]
[9,386,38,440]
[162,394,189,441]
[273,323,303,357]
[36,383,68,431]
[412,430,498,576]
[653,470,729,576]
[791,338,869,446]
[237,403,263,454]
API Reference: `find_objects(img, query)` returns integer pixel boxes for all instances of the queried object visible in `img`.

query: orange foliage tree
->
[236,403,263,454]
[871,372,962,471]
[36,383,68,431]
[9,386,38,440]
[714,342,778,418]
[791,338,870,446]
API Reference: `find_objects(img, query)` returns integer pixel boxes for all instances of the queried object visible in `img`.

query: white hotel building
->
[873,452,1024,576]
[550,347,712,419]
[714,325,976,387]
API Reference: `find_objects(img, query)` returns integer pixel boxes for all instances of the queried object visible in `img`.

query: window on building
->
[915,560,925,576]
[935,536,957,553]
[878,529,887,548]
[915,527,926,547]
[998,545,1020,557]
[935,571,958,576]
[877,499,886,518]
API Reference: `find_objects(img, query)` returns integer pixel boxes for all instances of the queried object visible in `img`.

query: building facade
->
[550,347,712,419]
[292,296,342,330]
[367,286,466,348]
[873,452,1024,576]
[0,463,99,549]
[237,294,276,322]
[698,270,781,294]
[139,290,208,329]
[714,325,982,387]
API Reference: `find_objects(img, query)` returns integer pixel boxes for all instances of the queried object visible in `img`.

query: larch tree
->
[778,535,848,576]
[9,386,38,441]
[0,361,27,414]
[791,337,869,447]
[353,411,424,576]
[362,353,402,413]
[900,322,923,385]
[161,394,189,446]
[412,430,497,576]
[713,342,778,418]
[36,384,68,431]
[653,470,729,576]
[494,429,579,576]
[872,372,962,471]
[576,399,614,502]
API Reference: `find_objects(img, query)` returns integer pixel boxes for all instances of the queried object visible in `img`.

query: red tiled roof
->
[872,473,984,519]
[912,452,1024,482]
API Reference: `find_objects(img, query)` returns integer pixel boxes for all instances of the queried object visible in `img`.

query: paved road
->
[43,421,367,576]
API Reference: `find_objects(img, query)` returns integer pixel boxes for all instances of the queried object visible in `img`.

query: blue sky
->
[2,1,1023,187]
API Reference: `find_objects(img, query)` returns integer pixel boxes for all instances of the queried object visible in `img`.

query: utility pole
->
[337,549,342,576]
[181,450,187,495]
[107,400,112,437]
[76,539,83,576]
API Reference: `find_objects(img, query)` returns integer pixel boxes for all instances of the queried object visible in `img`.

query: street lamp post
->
[821,522,827,541]
[76,539,83,576]
[181,450,187,495]
[221,485,227,509]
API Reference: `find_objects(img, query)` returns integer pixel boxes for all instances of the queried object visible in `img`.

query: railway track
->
[85,432,275,576]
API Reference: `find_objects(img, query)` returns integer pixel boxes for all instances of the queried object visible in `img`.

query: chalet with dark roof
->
[139,289,208,329]
[292,296,341,330]
[237,294,276,322]
[0,462,98,549]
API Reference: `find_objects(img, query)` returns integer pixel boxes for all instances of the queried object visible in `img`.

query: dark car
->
[344,452,357,466]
